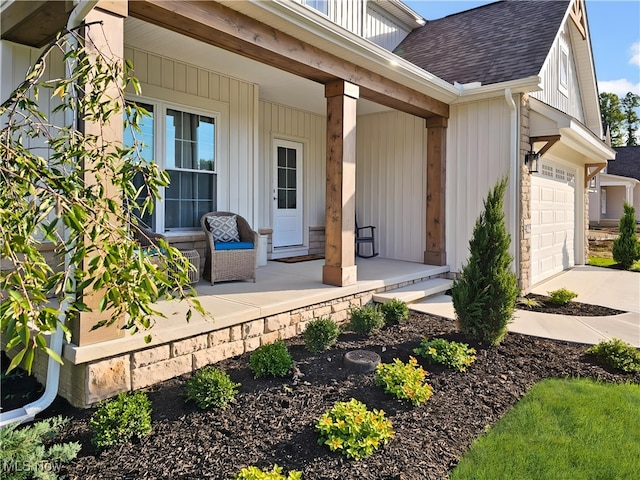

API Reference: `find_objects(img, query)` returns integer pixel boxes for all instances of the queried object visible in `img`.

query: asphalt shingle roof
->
[394,0,571,86]
[609,146,640,181]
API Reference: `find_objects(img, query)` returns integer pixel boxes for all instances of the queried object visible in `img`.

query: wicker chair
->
[201,211,258,285]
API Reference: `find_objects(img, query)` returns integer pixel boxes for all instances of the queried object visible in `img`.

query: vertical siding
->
[530,24,585,122]
[447,99,514,273]
[124,47,258,222]
[329,0,363,35]
[1,42,66,151]
[258,101,326,232]
[356,111,426,262]
[364,4,411,51]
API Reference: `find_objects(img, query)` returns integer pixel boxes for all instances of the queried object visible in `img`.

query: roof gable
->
[394,0,570,86]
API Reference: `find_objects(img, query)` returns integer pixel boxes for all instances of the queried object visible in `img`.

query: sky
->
[404,0,640,98]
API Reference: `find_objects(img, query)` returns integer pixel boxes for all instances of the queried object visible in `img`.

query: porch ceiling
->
[128,0,449,120]
[125,17,387,116]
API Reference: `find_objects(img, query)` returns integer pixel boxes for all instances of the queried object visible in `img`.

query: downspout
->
[0,0,99,428]
[504,88,520,279]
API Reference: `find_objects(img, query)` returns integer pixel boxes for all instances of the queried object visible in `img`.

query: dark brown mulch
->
[3,312,638,480]
[520,294,626,316]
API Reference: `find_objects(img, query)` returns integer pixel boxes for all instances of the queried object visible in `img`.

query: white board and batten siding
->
[446,98,515,273]
[364,3,412,51]
[1,41,66,155]
[356,111,427,262]
[530,160,577,285]
[123,46,259,224]
[530,24,585,123]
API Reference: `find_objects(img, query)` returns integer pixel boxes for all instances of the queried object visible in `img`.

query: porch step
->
[373,277,453,305]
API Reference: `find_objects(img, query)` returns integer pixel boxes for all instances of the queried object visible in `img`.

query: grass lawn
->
[588,256,640,272]
[451,378,640,480]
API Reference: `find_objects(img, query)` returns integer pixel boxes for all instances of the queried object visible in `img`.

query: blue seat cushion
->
[215,241,254,251]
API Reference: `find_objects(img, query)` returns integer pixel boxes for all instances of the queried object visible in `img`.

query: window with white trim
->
[124,101,217,231]
[559,44,569,96]
[305,0,328,15]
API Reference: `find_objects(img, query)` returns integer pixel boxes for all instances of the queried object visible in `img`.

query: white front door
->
[272,140,304,249]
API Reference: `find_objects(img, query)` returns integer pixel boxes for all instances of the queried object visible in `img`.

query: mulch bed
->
[3,307,638,480]
[520,294,626,316]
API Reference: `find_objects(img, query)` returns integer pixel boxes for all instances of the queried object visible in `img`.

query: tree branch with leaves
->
[0,24,206,373]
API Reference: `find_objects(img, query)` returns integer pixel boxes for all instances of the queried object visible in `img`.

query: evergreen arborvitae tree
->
[612,202,640,270]
[451,177,519,345]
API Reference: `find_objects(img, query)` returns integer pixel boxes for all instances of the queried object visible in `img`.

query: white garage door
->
[531,162,576,285]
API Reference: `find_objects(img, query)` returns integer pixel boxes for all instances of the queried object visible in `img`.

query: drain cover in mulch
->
[343,350,381,373]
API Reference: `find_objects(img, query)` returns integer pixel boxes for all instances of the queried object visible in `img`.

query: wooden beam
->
[322,80,358,287]
[531,134,561,157]
[585,163,606,188]
[424,116,447,266]
[569,0,587,40]
[128,0,449,119]
[0,1,73,48]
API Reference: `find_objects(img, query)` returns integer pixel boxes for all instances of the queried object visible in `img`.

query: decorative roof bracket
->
[530,135,561,157]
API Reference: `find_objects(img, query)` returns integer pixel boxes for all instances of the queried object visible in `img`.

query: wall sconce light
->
[525,149,540,174]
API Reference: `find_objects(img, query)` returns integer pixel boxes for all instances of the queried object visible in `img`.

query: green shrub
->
[186,366,240,409]
[379,299,409,325]
[303,317,340,353]
[233,464,302,479]
[451,177,519,345]
[0,416,80,480]
[349,304,385,335]
[586,338,640,373]
[374,356,433,406]
[516,296,543,309]
[316,398,394,460]
[414,337,477,372]
[612,202,640,269]
[547,288,578,305]
[90,391,152,449]
[249,340,293,378]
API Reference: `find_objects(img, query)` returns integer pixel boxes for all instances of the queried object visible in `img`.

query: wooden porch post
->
[323,80,359,287]
[69,5,128,346]
[424,116,447,266]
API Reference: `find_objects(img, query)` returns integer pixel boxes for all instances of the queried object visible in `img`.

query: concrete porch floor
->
[64,258,449,364]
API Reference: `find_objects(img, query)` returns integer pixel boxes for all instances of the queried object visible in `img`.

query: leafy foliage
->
[586,338,640,373]
[621,92,640,146]
[186,366,240,410]
[316,398,394,460]
[233,464,302,480]
[249,340,293,378]
[379,299,409,326]
[516,296,543,309]
[547,288,578,306]
[302,317,340,353]
[374,356,433,406]
[414,338,477,372]
[612,203,640,270]
[0,26,205,374]
[89,391,152,449]
[451,177,519,345]
[348,304,385,335]
[0,416,80,480]
[599,92,626,146]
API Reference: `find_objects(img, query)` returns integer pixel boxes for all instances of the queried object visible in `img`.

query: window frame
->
[125,96,220,232]
[305,0,329,15]
[558,42,569,97]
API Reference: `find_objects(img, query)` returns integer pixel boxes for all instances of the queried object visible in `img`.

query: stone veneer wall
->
[308,226,326,255]
[519,94,532,293]
[14,275,438,408]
